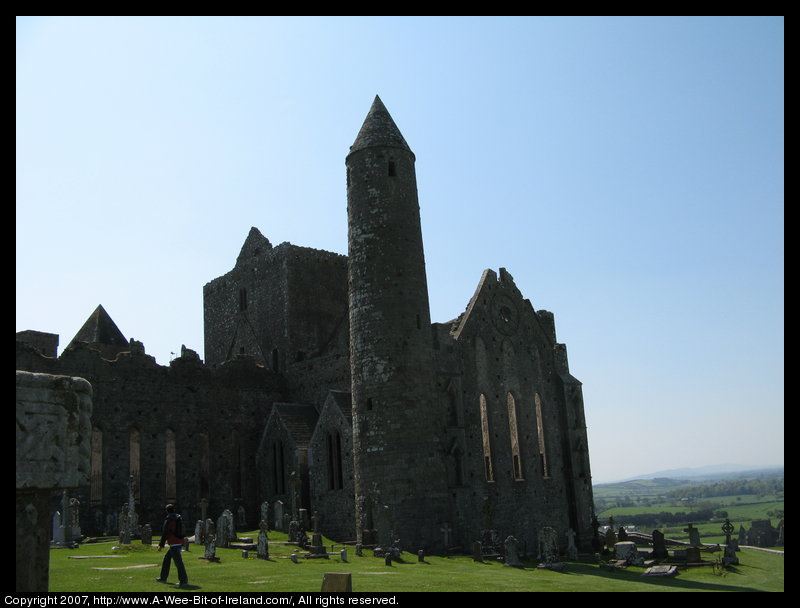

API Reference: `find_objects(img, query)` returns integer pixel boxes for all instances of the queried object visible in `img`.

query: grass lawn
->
[48,531,784,593]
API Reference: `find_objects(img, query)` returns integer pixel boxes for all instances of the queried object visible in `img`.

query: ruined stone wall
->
[307,395,355,542]
[203,239,347,373]
[434,269,593,554]
[16,342,286,535]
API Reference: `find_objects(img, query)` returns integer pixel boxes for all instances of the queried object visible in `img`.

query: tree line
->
[664,475,783,500]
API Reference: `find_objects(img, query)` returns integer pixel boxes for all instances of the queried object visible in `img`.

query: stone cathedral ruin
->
[16,96,595,555]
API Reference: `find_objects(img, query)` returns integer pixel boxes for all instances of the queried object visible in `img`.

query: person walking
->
[155,504,188,587]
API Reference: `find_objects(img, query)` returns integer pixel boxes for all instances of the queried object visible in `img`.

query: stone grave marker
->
[504,536,523,568]
[140,523,152,545]
[722,543,738,567]
[685,546,701,563]
[538,527,564,570]
[274,501,284,531]
[257,521,269,560]
[321,573,352,592]
[565,529,578,561]
[217,509,235,548]
[643,565,677,577]
[683,523,701,547]
[260,501,269,529]
[651,529,668,559]
[472,540,484,562]
[604,527,616,552]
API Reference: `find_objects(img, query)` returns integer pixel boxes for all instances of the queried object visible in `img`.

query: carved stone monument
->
[504,535,523,568]
[16,371,92,592]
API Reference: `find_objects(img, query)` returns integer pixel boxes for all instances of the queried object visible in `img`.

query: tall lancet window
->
[534,393,550,478]
[90,427,103,504]
[165,428,177,503]
[129,427,141,500]
[507,393,524,480]
[479,394,494,482]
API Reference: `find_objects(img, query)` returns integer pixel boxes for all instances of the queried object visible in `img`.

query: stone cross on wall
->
[289,472,301,518]
[441,522,451,549]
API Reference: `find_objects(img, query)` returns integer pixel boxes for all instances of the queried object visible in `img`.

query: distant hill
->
[604,464,783,485]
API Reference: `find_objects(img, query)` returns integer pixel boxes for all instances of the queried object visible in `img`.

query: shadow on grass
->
[561,562,768,592]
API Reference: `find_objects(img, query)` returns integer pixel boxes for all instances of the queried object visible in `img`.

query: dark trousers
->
[160,545,188,584]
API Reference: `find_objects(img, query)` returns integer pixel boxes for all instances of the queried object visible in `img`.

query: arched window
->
[479,394,494,482]
[535,393,550,478]
[327,431,343,490]
[165,428,177,503]
[129,427,141,500]
[199,430,210,498]
[90,427,103,504]
[273,441,286,495]
[507,393,523,480]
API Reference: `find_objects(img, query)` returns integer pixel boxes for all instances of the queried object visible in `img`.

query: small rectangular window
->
[388,161,396,177]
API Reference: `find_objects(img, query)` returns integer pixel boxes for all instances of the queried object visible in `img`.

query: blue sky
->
[16,16,783,483]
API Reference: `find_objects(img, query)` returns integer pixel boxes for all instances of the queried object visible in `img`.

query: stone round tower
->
[346,96,450,552]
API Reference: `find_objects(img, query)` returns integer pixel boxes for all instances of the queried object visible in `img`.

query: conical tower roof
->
[349,95,413,157]
[66,304,128,350]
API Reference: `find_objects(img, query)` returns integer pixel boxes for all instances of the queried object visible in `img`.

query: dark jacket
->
[159,512,185,547]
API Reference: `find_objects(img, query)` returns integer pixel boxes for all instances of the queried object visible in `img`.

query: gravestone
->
[565,529,578,561]
[480,529,501,556]
[237,505,247,530]
[119,504,131,544]
[472,540,484,562]
[538,527,563,570]
[204,534,218,561]
[340,549,348,563]
[683,523,701,547]
[738,525,747,545]
[257,522,269,560]
[260,502,269,529]
[274,501,285,531]
[52,511,64,545]
[728,538,740,553]
[16,372,92,592]
[651,529,668,559]
[643,565,677,577]
[126,476,139,538]
[282,512,291,536]
[217,509,235,548]
[321,573,352,592]
[140,523,152,546]
[722,543,738,567]
[721,518,735,545]
[195,520,204,545]
[617,526,628,542]
[685,546,701,563]
[417,550,424,563]
[504,536,523,568]
[615,541,642,566]
[355,544,363,557]
[68,495,82,540]
[299,508,309,531]
[605,527,616,552]
[440,522,452,552]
